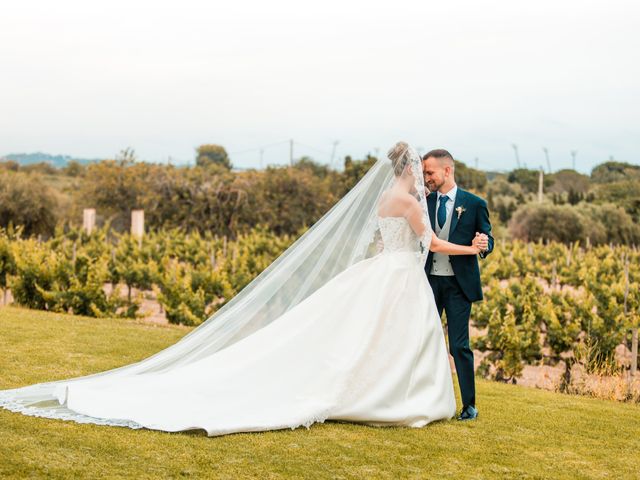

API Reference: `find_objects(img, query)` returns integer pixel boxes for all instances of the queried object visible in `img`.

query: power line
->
[231,140,336,166]
[293,141,332,157]
[228,140,290,156]
[474,158,507,172]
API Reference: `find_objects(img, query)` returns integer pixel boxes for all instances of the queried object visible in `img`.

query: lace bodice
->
[378,216,419,253]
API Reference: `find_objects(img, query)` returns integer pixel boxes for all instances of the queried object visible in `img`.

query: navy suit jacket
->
[425,188,494,303]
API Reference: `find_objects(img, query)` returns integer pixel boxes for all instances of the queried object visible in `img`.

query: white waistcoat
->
[429,208,455,276]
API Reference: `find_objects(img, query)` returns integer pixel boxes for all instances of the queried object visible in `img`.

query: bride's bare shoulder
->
[392,191,419,207]
[377,191,419,216]
[381,190,415,203]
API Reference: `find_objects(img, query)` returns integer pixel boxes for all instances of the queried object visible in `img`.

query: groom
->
[422,149,494,421]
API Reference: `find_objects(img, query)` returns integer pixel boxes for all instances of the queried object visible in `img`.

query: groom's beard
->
[425,179,443,192]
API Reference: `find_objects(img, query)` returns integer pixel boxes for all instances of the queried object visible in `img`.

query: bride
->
[0,142,482,436]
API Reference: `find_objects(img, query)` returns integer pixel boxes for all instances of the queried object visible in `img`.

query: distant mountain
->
[0,152,101,167]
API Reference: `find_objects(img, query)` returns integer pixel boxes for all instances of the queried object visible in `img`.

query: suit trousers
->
[427,274,476,408]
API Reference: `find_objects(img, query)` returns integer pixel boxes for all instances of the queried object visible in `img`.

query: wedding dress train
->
[30,216,457,436]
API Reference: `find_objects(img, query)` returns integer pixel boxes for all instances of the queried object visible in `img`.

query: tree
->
[0,160,20,171]
[235,166,337,235]
[593,180,640,222]
[21,162,58,175]
[508,202,640,245]
[144,167,244,236]
[486,176,521,223]
[548,169,591,195]
[454,160,487,192]
[293,157,333,179]
[75,160,157,231]
[0,172,60,236]
[591,161,640,184]
[579,203,640,245]
[341,155,377,194]
[507,168,553,193]
[116,147,137,164]
[62,160,86,177]
[196,144,232,170]
[509,203,586,244]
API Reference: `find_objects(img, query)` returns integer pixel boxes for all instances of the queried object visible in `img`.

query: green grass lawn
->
[1,306,638,480]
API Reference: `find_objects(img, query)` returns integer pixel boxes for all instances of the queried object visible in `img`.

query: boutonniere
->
[455,206,466,219]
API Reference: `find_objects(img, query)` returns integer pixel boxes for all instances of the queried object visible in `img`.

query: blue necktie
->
[437,195,449,229]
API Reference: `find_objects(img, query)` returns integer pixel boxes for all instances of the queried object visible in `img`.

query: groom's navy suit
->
[425,187,494,408]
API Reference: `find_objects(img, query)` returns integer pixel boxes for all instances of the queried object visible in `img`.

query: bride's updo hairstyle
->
[387,141,411,176]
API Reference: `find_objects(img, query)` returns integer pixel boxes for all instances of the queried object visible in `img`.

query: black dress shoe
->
[456,405,478,421]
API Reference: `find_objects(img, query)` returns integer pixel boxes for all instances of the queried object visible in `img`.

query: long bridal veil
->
[0,144,432,427]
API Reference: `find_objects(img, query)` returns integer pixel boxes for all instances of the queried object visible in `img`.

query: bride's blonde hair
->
[387,141,411,176]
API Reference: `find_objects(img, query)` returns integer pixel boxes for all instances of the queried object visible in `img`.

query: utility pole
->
[543,147,551,173]
[330,140,339,166]
[511,144,521,169]
[538,167,544,204]
[571,150,577,171]
[289,139,294,166]
[474,157,479,170]
[259,149,264,169]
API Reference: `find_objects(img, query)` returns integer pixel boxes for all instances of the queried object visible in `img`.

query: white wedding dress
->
[36,216,455,436]
[0,147,458,436]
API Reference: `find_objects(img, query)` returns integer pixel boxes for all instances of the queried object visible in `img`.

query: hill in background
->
[1,152,101,167]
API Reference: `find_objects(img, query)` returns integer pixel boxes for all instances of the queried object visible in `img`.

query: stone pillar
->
[131,209,144,239]
[82,208,96,234]
[537,168,544,204]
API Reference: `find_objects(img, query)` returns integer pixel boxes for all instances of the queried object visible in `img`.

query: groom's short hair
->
[422,149,454,167]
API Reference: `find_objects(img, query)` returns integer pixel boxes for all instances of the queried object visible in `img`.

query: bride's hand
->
[470,234,483,254]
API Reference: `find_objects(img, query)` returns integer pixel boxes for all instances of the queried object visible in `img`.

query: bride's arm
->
[406,200,428,236]
[430,233,480,255]
[407,199,480,255]
[406,201,480,255]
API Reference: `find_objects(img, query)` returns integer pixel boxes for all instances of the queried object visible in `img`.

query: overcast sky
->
[1,0,638,173]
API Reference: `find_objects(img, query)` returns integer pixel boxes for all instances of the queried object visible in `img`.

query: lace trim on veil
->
[0,388,335,434]
[0,389,144,429]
